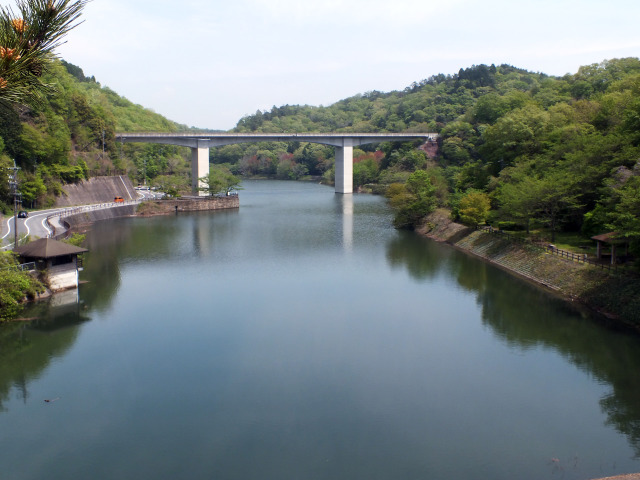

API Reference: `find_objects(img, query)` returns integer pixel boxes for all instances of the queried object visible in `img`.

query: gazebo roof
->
[13,238,88,259]
[591,232,627,244]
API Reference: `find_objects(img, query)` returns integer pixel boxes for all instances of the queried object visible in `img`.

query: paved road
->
[0,190,156,250]
[1,207,65,250]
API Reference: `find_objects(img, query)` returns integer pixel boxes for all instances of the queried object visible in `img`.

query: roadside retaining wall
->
[55,176,137,207]
[63,204,138,229]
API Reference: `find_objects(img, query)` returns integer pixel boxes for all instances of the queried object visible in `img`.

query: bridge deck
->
[115,132,437,147]
[114,132,438,195]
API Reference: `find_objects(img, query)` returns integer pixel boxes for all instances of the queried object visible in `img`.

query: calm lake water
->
[1,180,640,480]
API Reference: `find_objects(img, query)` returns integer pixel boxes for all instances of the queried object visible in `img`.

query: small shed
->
[14,238,88,291]
[591,232,629,265]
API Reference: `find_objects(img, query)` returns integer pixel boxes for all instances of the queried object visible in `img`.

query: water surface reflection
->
[386,228,640,458]
[1,180,639,480]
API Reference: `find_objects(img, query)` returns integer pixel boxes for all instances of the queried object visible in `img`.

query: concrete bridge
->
[115,132,438,195]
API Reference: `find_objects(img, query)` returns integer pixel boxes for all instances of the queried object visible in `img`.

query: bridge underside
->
[116,133,437,195]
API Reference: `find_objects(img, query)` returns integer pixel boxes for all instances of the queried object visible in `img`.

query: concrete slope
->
[55,176,137,207]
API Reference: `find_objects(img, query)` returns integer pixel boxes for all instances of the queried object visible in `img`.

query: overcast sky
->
[46,0,640,130]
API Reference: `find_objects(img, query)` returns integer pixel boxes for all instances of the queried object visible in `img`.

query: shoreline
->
[7,201,640,333]
[415,209,640,335]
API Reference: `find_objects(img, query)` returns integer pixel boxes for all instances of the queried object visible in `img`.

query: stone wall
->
[137,195,239,215]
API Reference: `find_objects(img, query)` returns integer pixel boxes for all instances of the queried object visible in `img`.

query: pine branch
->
[0,0,89,108]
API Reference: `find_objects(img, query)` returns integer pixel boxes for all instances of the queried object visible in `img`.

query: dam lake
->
[1,180,640,480]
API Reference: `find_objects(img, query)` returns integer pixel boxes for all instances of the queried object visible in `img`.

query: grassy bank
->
[417,210,640,332]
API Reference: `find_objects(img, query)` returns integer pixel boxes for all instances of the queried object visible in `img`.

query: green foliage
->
[62,232,85,247]
[0,56,188,209]
[2,45,640,266]
[353,158,378,188]
[607,174,640,256]
[199,165,242,195]
[152,174,189,197]
[0,251,44,321]
[227,58,640,258]
[386,170,437,229]
[0,0,89,108]
[19,172,45,204]
[458,191,491,226]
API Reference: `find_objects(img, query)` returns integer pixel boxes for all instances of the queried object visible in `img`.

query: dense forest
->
[2,57,640,259]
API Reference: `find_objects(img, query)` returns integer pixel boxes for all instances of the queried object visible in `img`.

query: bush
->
[0,252,45,321]
[497,221,525,231]
[0,271,44,322]
[458,191,491,226]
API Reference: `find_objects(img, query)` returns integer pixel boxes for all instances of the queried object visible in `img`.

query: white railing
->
[2,261,36,272]
[46,198,141,238]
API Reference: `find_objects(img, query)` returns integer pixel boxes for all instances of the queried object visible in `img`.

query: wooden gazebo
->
[591,232,629,265]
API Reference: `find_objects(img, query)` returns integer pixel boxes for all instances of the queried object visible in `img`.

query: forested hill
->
[228,59,640,253]
[234,64,549,134]
[2,57,640,258]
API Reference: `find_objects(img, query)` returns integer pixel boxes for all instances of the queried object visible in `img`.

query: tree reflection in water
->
[0,295,90,412]
[386,232,640,457]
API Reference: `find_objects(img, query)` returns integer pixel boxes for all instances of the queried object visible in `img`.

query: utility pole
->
[7,160,21,247]
[33,159,37,209]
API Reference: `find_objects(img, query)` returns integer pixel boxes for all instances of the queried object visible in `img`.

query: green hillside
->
[223,59,640,259]
[0,59,193,209]
[2,57,640,263]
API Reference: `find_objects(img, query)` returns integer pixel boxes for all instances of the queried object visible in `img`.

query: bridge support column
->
[191,140,210,196]
[335,140,353,194]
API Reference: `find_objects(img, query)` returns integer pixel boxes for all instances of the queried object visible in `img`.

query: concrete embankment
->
[62,204,138,230]
[55,176,137,207]
[60,196,239,232]
[418,209,640,331]
[136,195,239,215]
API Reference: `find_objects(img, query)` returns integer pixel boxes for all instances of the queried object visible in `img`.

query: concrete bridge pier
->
[335,139,354,194]
[191,140,210,196]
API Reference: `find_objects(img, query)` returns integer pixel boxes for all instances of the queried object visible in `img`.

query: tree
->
[386,169,437,229]
[607,175,640,255]
[152,174,189,197]
[480,104,551,173]
[353,157,378,188]
[19,171,45,206]
[497,164,581,240]
[496,171,540,233]
[458,191,491,226]
[0,0,89,109]
[198,165,242,196]
[534,172,582,241]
